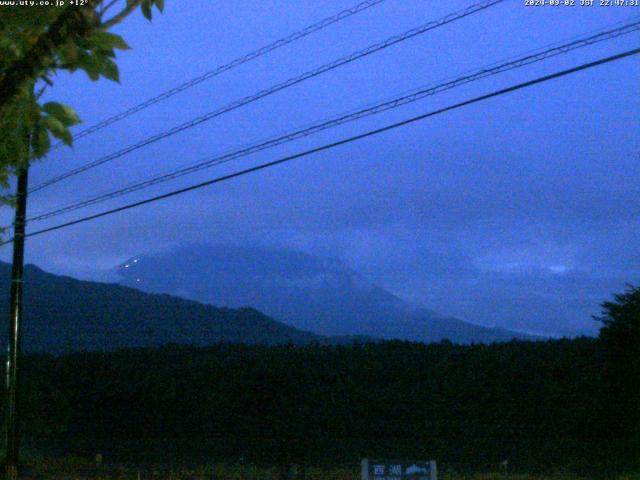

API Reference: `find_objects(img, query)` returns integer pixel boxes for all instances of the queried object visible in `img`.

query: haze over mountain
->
[0,261,335,354]
[116,244,533,343]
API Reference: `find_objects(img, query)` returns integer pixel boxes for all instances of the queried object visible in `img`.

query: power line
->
[24,19,640,223]
[3,46,637,247]
[50,0,390,149]
[29,0,504,194]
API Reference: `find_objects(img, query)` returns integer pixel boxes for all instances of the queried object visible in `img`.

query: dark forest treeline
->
[9,337,638,476]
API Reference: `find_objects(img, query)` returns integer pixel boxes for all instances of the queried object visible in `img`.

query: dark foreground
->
[12,459,640,480]
[5,338,640,477]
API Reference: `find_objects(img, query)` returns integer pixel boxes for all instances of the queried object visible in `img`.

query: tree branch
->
[0,1,101,112]
[102,0,142,29]
[100,0,121,18]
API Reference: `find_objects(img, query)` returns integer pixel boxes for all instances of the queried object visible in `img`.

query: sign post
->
[361,459,437,480]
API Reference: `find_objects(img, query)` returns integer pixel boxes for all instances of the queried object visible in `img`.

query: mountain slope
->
[116,244,532,343]
[0,262,325,353]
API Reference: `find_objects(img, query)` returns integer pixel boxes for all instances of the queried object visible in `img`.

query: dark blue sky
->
[2,0,639,336]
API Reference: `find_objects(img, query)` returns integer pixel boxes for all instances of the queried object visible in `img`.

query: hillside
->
[116,244,533,343]
[0,262,326,353]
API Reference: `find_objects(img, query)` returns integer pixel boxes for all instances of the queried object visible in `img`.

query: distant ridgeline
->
[6,340,639,475]
[0,262,361,353]
[0,259,526,353]
[115,244,536,344]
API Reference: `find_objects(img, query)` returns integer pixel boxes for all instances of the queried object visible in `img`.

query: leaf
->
[77,51,102,80]
[141,0,153,20]
[42,102,81,126]
[102,58,120,83]
[154,0,164,12]
[57,128,73,146]
[59,43,80,64]
[90,31,130,51]
[43,115,65,137]
[43,116,72,145]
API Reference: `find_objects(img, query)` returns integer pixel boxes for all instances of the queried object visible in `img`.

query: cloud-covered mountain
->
[0,262,335,354]
[116,244,533,343]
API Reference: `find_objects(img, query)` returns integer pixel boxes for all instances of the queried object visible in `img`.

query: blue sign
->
[362,459,436,480]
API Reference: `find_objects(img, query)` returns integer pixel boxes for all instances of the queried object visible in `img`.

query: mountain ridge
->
[0,261,351,354]
[115,243,535,343]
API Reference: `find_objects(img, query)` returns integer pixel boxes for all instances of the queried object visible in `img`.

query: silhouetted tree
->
[595,284,640,473]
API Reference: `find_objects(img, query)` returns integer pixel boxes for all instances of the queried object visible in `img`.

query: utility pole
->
[5,154,30,480]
